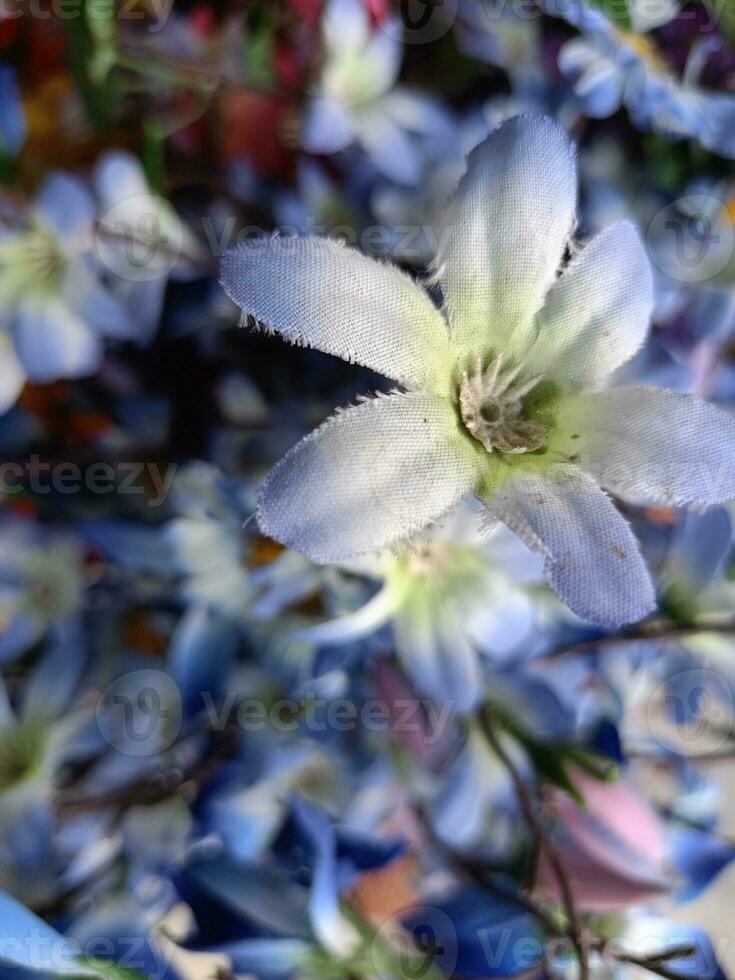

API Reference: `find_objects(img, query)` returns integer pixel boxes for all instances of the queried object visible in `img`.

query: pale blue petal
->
[256,392,480,563]
[63,264,136,339]
[356,108,423,185]
[13,300,102,382]
[486,465,656,627]
[525,221,653,390]
[0,331,26,414]
[555,388,735,508]
[395,601,482,714]
[434,115,577,361]
[221,236,454,394]
[35,174,95,244]
[302,96,354,154]
[294,586,395,646]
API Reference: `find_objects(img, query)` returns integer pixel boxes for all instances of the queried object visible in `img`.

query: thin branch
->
[537,617,735,662]
[476,707,590,980]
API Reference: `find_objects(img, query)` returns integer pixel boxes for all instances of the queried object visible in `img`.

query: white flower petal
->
[396,601,482,714]
[293,586,396,646]
[13,300,101,382]
[0,332,26,414]
[525,222,653,390]
[257,392,481,563]
[356,108,423,185]
[554,388,735,507]
[35,174,95,247]
[63,264,136,339]
[302,96,354,154]
[323,0,370,53]
[221,237,454,395]
[486,465,655,627]
[434,115,577,362]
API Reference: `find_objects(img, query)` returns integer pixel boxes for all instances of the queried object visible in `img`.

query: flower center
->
[459,355,551,455]
[0,228,65,302]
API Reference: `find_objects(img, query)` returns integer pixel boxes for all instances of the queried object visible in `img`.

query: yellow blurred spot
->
[721,199,735,225]
[620,31,667,72]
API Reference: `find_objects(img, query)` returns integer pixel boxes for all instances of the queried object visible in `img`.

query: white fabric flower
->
[302,0,451,185]
[221,114,735,628]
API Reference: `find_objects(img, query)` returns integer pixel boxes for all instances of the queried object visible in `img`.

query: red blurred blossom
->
[288,0,324,25]
[190,4,218,37]
[535,769,670,912]
[217,89,294,177]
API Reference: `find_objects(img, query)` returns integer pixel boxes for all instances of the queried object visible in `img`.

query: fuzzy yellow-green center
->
[459,355,552,455]
[0,228,66,303]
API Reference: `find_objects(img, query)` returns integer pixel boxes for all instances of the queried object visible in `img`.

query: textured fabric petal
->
[12,299,102,382]
[0,332,26,414]
[434,115,577,361]
[554,388,735,507]
[485,465,655,627]
[525,222,653,391]
[257,392,481,563]
[221,237,454,395]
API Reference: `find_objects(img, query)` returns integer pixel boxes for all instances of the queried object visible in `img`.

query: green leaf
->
[247,15,276,88]
[85,0,118,85]
[589,0,632,28]
[77,959,147,980]
[64,1,117,130]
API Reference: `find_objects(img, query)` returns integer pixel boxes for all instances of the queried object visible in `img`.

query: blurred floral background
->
[1,0,735,977]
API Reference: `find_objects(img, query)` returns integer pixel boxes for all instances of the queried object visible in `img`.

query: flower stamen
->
[459,355,551,454]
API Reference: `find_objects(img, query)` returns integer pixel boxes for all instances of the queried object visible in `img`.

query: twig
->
[476,707,591,980]
[536,617,735,662]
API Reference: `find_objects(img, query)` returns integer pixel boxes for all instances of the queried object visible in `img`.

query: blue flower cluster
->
[0,2,735,978]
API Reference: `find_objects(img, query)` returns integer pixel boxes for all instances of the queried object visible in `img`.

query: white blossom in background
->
[221,114,735,628]
[0,174,135,413]
[302,0,454,185]
[294,504,542,712]
[94,151,208,343]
